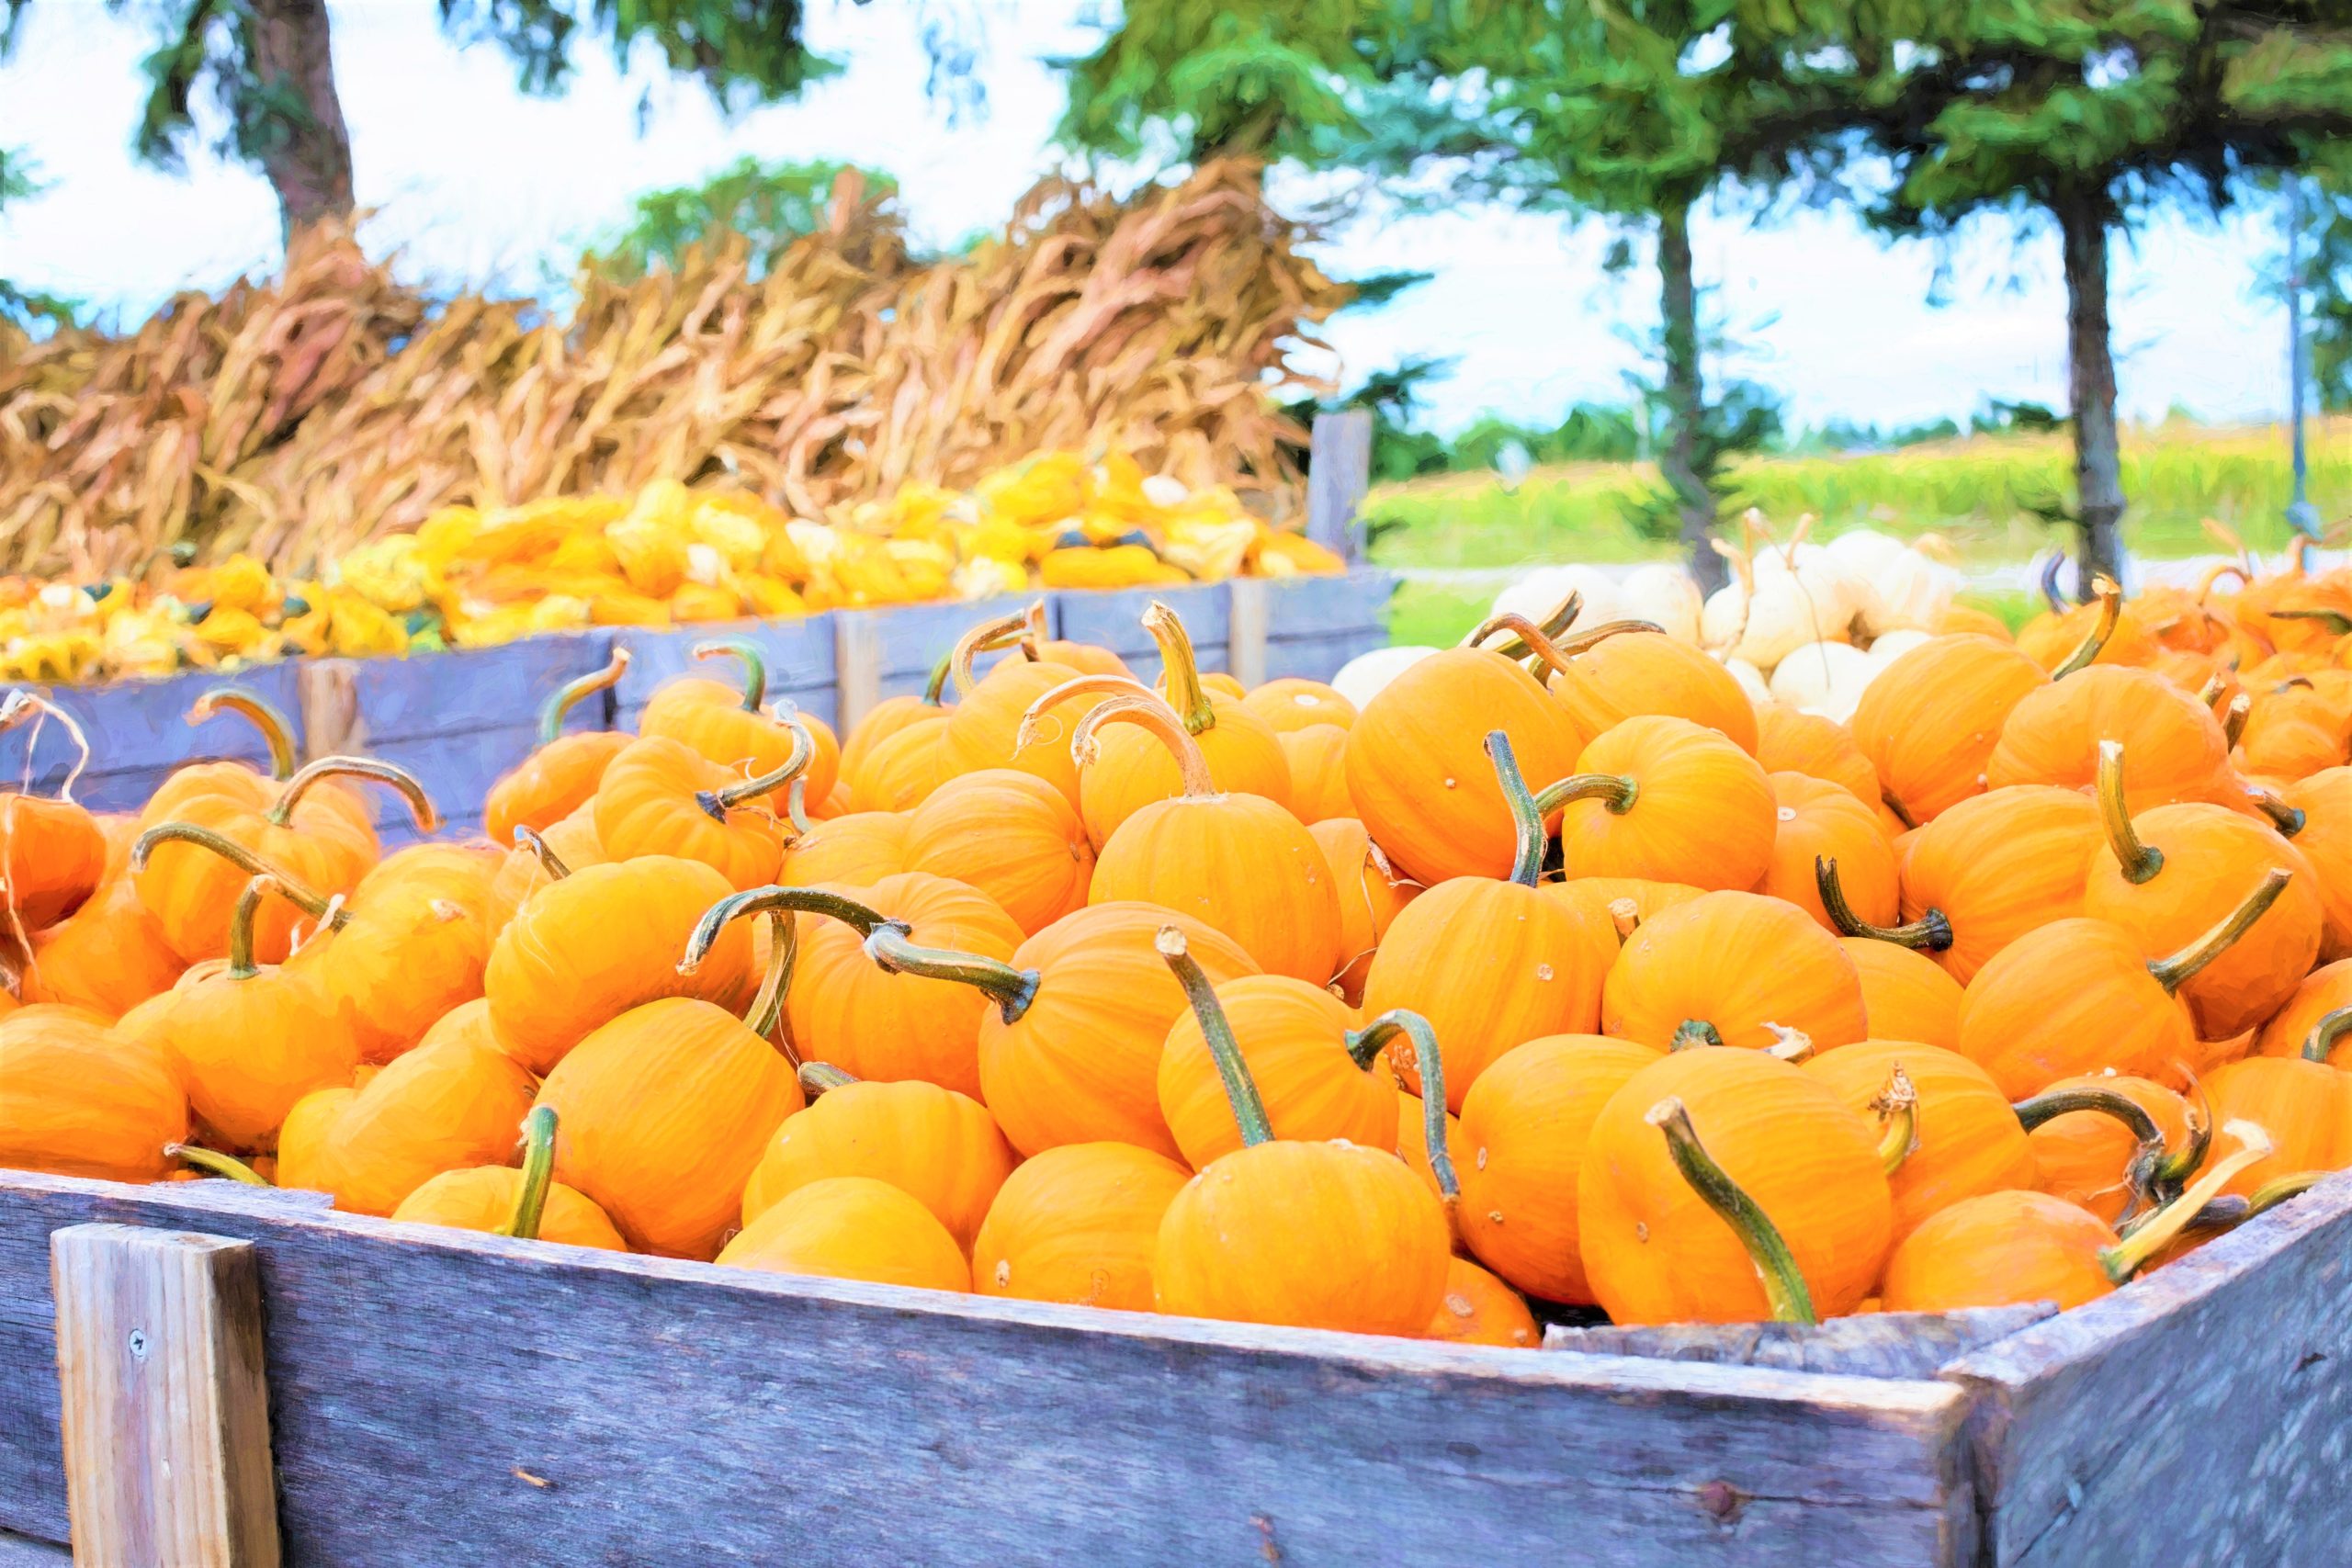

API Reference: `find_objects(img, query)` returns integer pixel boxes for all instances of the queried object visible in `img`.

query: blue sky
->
[0,0,2307,435]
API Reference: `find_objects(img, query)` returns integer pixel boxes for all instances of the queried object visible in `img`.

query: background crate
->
[1049,581,1232,682]
[0,663,307,815]
[833,595,1040,730]
[611,615,839,735]
[1230,571,1396,686]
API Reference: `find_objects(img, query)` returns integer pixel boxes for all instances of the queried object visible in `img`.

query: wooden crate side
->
[1256,571,1397,685]
[611,618,836,731]
[3,665,307,810]
[1051,583,1232,683]
[0,1172,1979,1567]
[1944,1171,2352,1566]
[835,597,1039,729]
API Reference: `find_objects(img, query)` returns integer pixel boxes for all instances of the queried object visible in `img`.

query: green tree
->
[1850,1,2352,587]
[1,0,75,330]
[581,154,898,279]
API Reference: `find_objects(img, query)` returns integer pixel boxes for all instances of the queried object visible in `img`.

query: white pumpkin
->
[1619,563,1704,643]
[1488,564,1624,632]
[1865,628,1935,667]
[1332,645,1440,708]
[1870,548,1961,635]
[1768,639,1877,723]
[1702,571,1850,672]
[1823,529,1910,581]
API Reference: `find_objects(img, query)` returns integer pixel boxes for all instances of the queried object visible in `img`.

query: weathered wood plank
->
[843,597,1038,716]
[1053,583,1230,682]
[0,1530,68,1565]
[1550,1305,2058,1382]
[611,619,835,729]
[1260,570,1396,638]
[2,666,306,809]
[0,1171,1980,1566]
[1946,1170,2352,1566]
[51,1225,278,1568]
[1307,410,1374,561]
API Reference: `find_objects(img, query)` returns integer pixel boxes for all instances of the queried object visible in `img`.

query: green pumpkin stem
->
[2245,1169,2326,1220]
[130,823,347,942]
[1872,1064,1920,1177]
[2096,741,2163,885]
[501,1107,558,1241]
[923,652,956,706]
[745,911,797,1052]
[1348,1009,1458,1204]
[2270,607,2352,637]
[536,649,631,744]
[267,756,440,832]
[2223,693,2251,750]
[692,638,769,711]
[1462,611,1578,688]
[2250,786,2306,838]
[1483,730,1549,888]
[2011,1085,2178,1219]
[2052,574,2122,678]
[2100,1122,2275,1282]
[1461,589,1579,661]
[2147,868,2291,995]
[1554,617,1667,656]
[1143,601,1217,736]
[948,608,1035,697]
[701,722,814,813]
[865,920,1040,1024]
[1814,856,1953,952]
[1645,1096,1816,1325]
[513,826,571,881]
[226,874,284,980]
[1157,925,1274,1148]
[1533,772,1640,818]
[187,686,299,780]
[798,1062,856,1097]
[2301,1007,2352,1066]
[1068,693,1217,799]
[164,1143,272,1186]
[1670,1019,1724,1051]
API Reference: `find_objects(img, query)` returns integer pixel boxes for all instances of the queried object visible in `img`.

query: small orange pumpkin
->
[482,649,635,848]
[1840,937,1964,1051]
[1243,678,1357,735]
[779,810,910,889]
[1874,784,2105,983]
[592,731,805,890]
[1851,635,2049,823]
[2253,961,2352,1066]
[0,1002,187,1181]
[2279,767,2352,960]
[970,1141,1192,1309]
[717,1175,970,1290]
[936,608,1102,805]
[1803,1042,2037,1239]
[16,816,184,1017]
[1986,666,2235,810]
[1600,889,1868,1054]
[275,1027,537,1216]
[1308,817,1420,1005]
[900,769,1093,936]
[640,639,841,806]
[1758,773,1897,931]
[1548,627,1759,753]
[1276,724,1354,823]
[1547,715,1777,891]
[287,844,502,1064]
[390,1105,627,1251]
[2017,1074,2196,1225]
[1424,1258,1542,1348]
[1754,704,1882,811]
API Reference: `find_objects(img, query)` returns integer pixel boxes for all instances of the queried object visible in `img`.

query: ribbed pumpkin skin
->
[1551,632,1760,753]
[1556,716,1777,891]
[2082,805,2323,1039]
[786,872,1025,1099]
[1986,666,2233,810]
[640,677,841,805]
[1544,877,1704,934]
[839,694,944,793]
[1840,938,1965,1051]
[902,770,1094,936]
[1423,1258,1542,1348]
[2253,958,2352,1066]
[1156,976,1389,1169]
[1361,877,1614,1112]
[143,964,360,1154]
[1307,818,1420,1004]
[2280,768,2352,961]
[1154,1139,1449,1336]
[1600,890,1869,1053]
[1278,725,1355,824]
[592,737,787,891]
[1755,704,1881,807]
[484,857,755,1076]
[484,731,632,850]
[1456,1034,1660,1305]
[971,1141,1192,1310]
[20,863,185,1018]
[1075,700,1292,848]
[741,1078,1016,1251]
[1759,772,1898,931]
[2028,1073,2191,1224]
[1343,648,1584,886]
[134,794,370,965]
[1579,1049,1893,1325]
[780,811,909,889]
[1852,635,2048,824]
[938,660,1098,804]
[976,904,1260,1160]
[1880,1191,2117,1314]
[1088,793,1339,985]
[536,997,804,1260]
[390,1166,628,1250]
[848,719,951,813]
[718,1177,970,1292]
[275,1035,537,1217]
[1245,679,1357,735]
[2202,1057,2352,1198]
[0,793,106,930]
[290,846,502,1065]
[1954,919,2199,1100]
[0,1006,187,1182]
[1804,1041,2038,1239]
[1899,785,2103,983]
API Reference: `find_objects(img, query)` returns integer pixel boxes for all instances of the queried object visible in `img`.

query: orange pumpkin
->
[1880,784,2104,982]
[1455,1033,1661,1304]
[640,639,842,806]
[0,1003,187,1181]
[1600,890,1868,1053]
[1276,724,1354,823]
[15,816,184,1017]
[1851,635,2049,823]
[717,1175,970,1290]
[847,717,953,813]
[2279,767,2352,960]
[2254,960,2352,1065]
[1840,937,1964,1051]
[936,608,1101,805]
[159,684,303,813]
[1018,600,1134,680]
[2201,1055,2352,1198]
[390,1106,628,1252]
[592,732,803,890]
[1986,666,2235,811]
[1754,704,1882,810]
[900,769,1093,936]
[1243,678,1357,735]
[2017,1074,2195,1224]
[1424,1258,1542,1348]
[1308,817,1420,1006]
[1578,1047,1892,1325]
[1079,694,1339,984]
[287,844,502,1064]
[482,648,635,848]
[839,658,952,805]
[1547,715,1777,891]
[1549,628,1760,753]
[970,1141,1192,1310]
[2013,575,2157,672]
[1759,773,1897,931]
[1803,1041,2037,1239]
[275,1028,537,1216]
[779,810,910,889]
[1544,876,1705,939]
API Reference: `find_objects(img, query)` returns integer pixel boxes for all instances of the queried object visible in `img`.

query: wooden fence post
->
[50,1225,279,1568]
[1306,410,1374,563]
[832,614,884,734]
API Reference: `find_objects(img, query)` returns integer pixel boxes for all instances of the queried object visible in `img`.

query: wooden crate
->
[0,1165,2344,1565]
[0,664,308,816]
[1052,581,1233,682]
[833,595,1040,731]
[612,615,840,735]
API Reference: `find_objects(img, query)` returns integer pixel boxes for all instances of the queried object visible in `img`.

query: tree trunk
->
[1657,202,1725,593]
[2055,186,2124,596]
[250,0,355,238]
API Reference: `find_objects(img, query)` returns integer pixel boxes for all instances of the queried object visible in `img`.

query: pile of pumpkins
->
[3,555,2349,1347]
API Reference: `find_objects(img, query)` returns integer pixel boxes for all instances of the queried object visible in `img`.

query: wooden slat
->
[51,1224,278,1568]
[1052,583,1231,683]
[839,597,1038,717]
[3,666,306,810]
[0,1171,1979,1566]
[1550,1304,2057,1382]
[1227,579,1270,689]
[0,1530,68,1565]
[1307,410,1374,561]
[1945,1170,2352,1565]
[611,619,836,731]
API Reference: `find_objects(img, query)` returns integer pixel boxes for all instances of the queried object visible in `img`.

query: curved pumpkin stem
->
[2301,1007,2352,1066]
[226,874,293,980]
[534,649,630,744]
[1158,925,1274,1149]
[187,686,299,780]
[690,639,769,711]
[2194,560,2251,604]
[2223,693,2251,750]
[1645,1096,1816,1325]
[865,921,1040,1025]
[1348,1009,1458,1207]
[1533,771,1640,818]
[165,1142,272,1186]
[1069,693,1216,799]
[2248,786,2306,839]
[268,756,440,833]
[700,723,814,814]
[2147,867,2290,995]
[1018,600,1051,663]
[2052,574,2122,678]
[679,884,884,973]
[0,690,91,803]
[1670,1020,1724,1051]
[2245,1169,2326,1220]
[1555,618,1667,656]
[130,822,345,927]
[1461,612,1577,687]
[2038,551,2067,615]
[2096,741,2163,885]
[2012,1085,2187,1222]
[1463,588,1580,663]
[1143,602,1216,736]
[2271,607,2352,637]
[2101,1121,2274,1282]
[512,826,571,881]
[500,1106,558,1242]
[1872,1063,1919,1176]
[923,652,956,706]
[1013,673,1155,757]
[1814,856,1953,952]
[798,1061,857,1097]
[1483,731,1549,889]
[948,608,1035,698]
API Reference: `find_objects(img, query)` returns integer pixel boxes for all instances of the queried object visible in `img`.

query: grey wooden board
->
[0,1531,65,1566]
[612,618,837,730]
[1306,409,1374,560]
[2,663,306,811]
[1259,571,1396,637]
[1550,1305,2059,1382]
[1052,583,1232,682]
[0,1170,1980,1566]
[1944,1169,2352,1567]
[856,594,1037,684]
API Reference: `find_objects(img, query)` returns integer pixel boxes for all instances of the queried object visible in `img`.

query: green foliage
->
[0,144,78,331]
[582,156,896,279]
[436,0,837,105]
